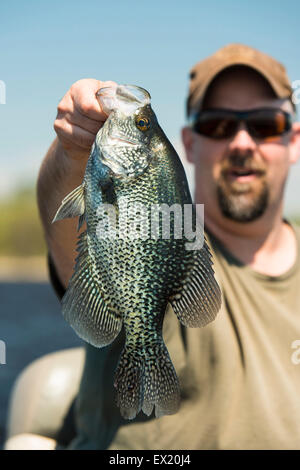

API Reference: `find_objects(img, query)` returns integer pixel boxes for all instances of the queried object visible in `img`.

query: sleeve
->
[47,253,66,300]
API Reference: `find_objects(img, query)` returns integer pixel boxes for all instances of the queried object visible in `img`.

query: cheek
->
[259,143,291,187]
[193,139,225,181]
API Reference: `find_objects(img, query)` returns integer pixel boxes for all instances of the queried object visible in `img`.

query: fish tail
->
[114,347,145,420]
[143,342,180,418]
[114,342,180,420]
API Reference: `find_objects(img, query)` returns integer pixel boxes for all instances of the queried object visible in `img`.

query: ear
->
[289,122,300,164]
[181,127,195,164]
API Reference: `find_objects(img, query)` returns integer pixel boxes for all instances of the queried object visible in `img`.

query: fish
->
[52,84,221,420]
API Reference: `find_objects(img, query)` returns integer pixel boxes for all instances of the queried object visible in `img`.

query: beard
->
[216,152,269,223]
[217,181,269,222]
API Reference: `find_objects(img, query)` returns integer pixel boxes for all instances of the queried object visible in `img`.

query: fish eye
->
[135,116,150,131]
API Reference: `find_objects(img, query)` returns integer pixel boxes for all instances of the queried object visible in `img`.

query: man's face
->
[182,67,300,225]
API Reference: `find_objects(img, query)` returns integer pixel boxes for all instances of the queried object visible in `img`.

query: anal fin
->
[62,231,122,347]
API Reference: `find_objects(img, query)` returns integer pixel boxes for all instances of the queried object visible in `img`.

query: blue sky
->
[1,0,300,214]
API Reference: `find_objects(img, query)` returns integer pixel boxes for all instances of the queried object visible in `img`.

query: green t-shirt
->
[66,223,300,450]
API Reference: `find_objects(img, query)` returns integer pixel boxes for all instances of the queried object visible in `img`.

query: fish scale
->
[53,84,221,419]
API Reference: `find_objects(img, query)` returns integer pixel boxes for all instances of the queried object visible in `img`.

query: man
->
[35,43,300,449]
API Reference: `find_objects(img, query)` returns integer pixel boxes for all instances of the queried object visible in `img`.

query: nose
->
[229,122,256,153]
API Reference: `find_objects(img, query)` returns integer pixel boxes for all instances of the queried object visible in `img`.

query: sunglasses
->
[189,108,293,140]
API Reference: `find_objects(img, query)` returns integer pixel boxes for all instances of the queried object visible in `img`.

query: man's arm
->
[37,79,116,288]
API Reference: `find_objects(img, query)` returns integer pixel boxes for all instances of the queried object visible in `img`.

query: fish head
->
[95,85,160,178]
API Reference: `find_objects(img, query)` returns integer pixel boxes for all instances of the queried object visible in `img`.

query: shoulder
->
[291,222,300,237]
[286,220,300,255]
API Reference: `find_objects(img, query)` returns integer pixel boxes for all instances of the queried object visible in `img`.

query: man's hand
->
[54,78,117,162]
[38,78,117,287]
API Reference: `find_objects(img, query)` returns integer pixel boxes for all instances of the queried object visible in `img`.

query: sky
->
[1,0,300,215]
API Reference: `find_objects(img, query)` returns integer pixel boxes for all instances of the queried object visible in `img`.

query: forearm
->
[37,79,116,287]
[37,138,87,287]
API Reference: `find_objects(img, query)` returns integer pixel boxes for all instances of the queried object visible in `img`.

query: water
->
[0,282,82,447]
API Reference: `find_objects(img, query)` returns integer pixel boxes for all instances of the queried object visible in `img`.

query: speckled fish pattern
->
[53,85,221,420]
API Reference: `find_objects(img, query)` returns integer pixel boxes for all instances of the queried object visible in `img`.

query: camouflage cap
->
[187,43,294,116]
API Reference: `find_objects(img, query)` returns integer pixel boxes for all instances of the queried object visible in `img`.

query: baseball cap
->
[187,43,294,116]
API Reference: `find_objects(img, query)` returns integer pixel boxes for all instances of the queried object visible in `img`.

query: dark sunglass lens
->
[194,115,238,138]
[248,110,290,138]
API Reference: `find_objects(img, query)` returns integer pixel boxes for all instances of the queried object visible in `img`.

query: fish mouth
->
[96,85,151,115]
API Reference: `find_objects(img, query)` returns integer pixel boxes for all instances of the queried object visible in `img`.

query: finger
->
[54,117,96,149]
[69,113,104,135]
[62,109,104,135]
[57,92,103,135]
[71,79,118,121]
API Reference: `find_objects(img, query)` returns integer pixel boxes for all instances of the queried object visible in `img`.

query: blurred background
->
[1,0,300,447]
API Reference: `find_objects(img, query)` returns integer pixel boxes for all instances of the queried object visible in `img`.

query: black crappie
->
[53,84,221,420]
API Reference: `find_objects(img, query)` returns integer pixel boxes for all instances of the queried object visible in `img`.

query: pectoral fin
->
[62,231,122,347]
[52,184,85,225]
[170,238,222,327]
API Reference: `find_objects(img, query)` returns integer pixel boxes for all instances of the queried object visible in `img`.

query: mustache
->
[221,152,266,174]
